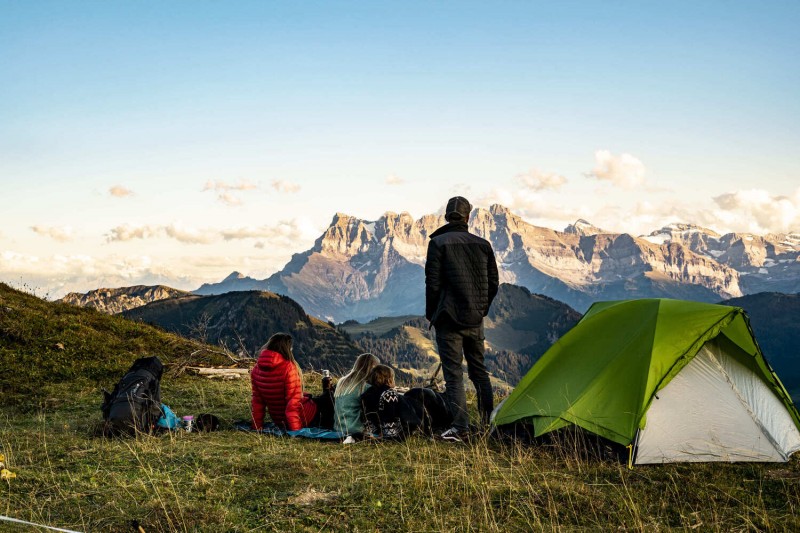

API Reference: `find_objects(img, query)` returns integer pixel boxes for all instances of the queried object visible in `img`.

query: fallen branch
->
[186,366,251,380]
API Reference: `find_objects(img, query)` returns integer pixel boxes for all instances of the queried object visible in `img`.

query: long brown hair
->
[262,333,303,384]
[335,353,380,397]
[367,365,395,388]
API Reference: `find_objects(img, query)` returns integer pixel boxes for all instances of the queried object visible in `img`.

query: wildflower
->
[0,453,16,480]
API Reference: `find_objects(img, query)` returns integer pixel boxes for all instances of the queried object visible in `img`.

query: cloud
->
[217,192,242,207]
[106,223,215,244]
[163,223,217,245]
[106,219,310,246]
[202,179,259,206]
[271,180,301,193]
[202,180,258,192]
[474,187,693,236]
[0,251,201,299]
[475,188,585,226]
[221,221,304,242]
[587,150,646,188]
[546,187,800,237]
[0,242,307,300]
[105,224,160,242]
[30,225,75,242]
[516,169,567,191]
[386,174,405,186]
[613,200,711,236]
[109,185,134,198]
[711,188,800,234]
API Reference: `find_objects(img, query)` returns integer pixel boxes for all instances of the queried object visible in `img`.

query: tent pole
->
[628,429,640,469]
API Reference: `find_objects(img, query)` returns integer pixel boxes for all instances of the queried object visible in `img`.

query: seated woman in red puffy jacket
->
[250,333,317,431]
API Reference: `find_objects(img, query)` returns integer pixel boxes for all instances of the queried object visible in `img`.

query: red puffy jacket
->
[251,349,317,431]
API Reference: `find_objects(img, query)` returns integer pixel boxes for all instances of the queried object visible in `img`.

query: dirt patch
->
[287,488,339,506]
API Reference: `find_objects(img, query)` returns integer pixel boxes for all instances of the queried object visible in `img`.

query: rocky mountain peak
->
[564,219,604,236]
[488,204,512,216]
[60,284,191,314]
[657,223,720,236]
[641,223,721,248]
[319,214,375,257]
[470,207,497,240]
[383,211,421,240]
[330,212,354,225]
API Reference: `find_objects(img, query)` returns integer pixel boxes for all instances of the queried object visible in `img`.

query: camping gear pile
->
[101,356,218,436]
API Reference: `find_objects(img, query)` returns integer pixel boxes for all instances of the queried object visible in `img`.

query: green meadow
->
[2,283,800,531]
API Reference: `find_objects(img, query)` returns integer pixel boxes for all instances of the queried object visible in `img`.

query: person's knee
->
[467,365,489,383]
[441,361,464,380]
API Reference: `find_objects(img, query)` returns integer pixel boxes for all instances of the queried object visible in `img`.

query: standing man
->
[425,196,499,442]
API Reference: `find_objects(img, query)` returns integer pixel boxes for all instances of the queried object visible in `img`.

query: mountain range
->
[195,205,799,322]
[122,290,362,373]
[54,279,799,399]
[340,283,581,385]
[61,285,190,314]
[119,283,579,386]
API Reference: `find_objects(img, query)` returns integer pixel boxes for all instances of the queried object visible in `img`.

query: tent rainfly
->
[492,298,800,464]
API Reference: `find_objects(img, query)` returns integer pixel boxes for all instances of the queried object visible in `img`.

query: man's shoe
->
[468,423,491,440]
[438,427,466,443]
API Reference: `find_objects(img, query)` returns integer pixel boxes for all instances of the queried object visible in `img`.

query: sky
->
[1,1,799,298]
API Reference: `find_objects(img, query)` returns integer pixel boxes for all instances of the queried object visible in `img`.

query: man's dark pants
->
[435,320,494,432]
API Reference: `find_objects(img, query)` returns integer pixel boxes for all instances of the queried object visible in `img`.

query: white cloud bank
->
[587,150,647,188]
[711,188,800,234]
[618,188,800,236]
[476,182,800,237]
[106,219,309,246]
[0,251,213,299]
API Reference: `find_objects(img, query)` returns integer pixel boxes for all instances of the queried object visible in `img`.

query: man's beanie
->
[445,196,472,221]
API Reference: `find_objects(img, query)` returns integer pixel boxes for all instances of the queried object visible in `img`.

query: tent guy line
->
[0,515,84,533]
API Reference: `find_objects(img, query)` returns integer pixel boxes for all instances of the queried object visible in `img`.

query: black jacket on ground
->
[425,221,499,327]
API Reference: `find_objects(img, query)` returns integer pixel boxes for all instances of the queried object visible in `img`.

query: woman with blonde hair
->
[333,352,380,436]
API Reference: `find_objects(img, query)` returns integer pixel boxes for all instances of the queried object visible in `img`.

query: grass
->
[3,283,800,531]
[2,376,800,532]
[0,282,232,408]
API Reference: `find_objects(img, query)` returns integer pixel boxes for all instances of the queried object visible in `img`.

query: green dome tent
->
[492,298,800,464]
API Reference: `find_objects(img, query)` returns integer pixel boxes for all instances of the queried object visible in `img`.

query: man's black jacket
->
[425,221,499,327]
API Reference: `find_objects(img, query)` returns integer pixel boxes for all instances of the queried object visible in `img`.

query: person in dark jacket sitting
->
[360,365,420,440]
[425,196,499,442]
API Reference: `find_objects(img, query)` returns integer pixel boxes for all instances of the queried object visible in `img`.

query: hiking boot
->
[438,427,468,443]
[468,423,491,438]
